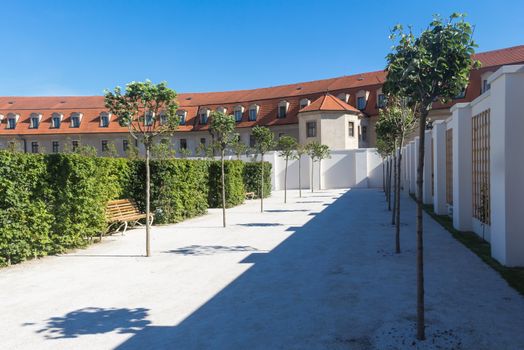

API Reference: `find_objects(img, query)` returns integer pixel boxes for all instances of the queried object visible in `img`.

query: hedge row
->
[0,151,271,266]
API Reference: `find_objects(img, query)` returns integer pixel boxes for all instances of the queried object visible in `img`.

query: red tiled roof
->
[1,45,523,135]
[299,93,360,113]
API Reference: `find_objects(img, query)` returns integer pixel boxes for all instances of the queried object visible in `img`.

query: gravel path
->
[1,189,523,349]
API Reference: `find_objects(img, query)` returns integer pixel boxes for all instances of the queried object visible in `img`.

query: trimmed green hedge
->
[208,160,245,208]
[243,162,272,198]
[0,151,272,267]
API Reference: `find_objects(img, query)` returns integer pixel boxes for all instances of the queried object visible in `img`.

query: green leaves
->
[209,111,237,152]
[252,126,275,155]
[384,13,479,111]
[277,135,298,160]
[305,141,330,162]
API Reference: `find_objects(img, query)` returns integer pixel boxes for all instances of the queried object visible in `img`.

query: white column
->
[432,121,447,215]
[451,103,473,231]
[410,138,419,195]
[489,65,524,266]
[422,130,433,204]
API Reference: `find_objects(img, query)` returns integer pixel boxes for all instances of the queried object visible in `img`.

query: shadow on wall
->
[32,307,150,339]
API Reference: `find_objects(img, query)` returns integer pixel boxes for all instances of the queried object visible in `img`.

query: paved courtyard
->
[1,189,524,350]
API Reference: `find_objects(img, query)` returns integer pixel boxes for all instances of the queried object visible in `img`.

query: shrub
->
[208,160,245,208]
[243,161,272,198]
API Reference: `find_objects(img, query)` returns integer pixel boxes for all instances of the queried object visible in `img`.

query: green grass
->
[409,194,524,296]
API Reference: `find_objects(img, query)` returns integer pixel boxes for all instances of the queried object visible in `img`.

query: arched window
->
[70,112,83,128]
[100,112,111,127]
[51,113,63,128]
[6,113,19,129]
[355,90,369,110]
[234,105,244,122]
[30,113,42,129]
[278,100,289,118]
[249,104,259,121]
[299,98,311,110]
[177,110,187,125]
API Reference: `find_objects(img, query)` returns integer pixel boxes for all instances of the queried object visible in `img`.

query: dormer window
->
[480,71,493,94]
[278,100,289,118]
[70,113,82,128]
[144,111,154,126]
[217,106,227,114]
[30,113,42,129]
[177,110,187,125]
[299,98,311,110]
[200,108,210,124]
[249,104,259,121]
[377,94,386,108]
[159,112,167,125]
[100,112,110,127]
[6,113,18,129]
[51,113,62,128]
[234,105,244,122]
[356,90,369,110]
[337,93,350,103]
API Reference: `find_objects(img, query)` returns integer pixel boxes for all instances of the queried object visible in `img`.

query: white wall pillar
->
[451,103,473,231]
[423,130,433,204]
[432,121,448,215]
[354,150,368,188]
[410,138,419,195]
[489,65,524,266]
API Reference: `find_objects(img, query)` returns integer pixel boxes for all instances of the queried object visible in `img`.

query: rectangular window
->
[178,112,186,125]
[249,135,256,148]
[30,117,39,129]
[7,118,16,129]
[31,142,39,154]
[101,140,108,152]
[235,110,243,122]
[180,139,187,149]
[377,94,386,108]
[482,80,491,93]
[357,96,366,110]
[52,116,61,128]
[72,140,79,152]
[361,126,367,142]
[145,112,154,126]
[71,116,80,128]
[160,114,167,125]
[306,121,317,138]
[200,138,206,145]
[100,115,109,127]
[52,141,59,153]
[200,113,208,124]
[249,109,257,121]
[279,133,285,138]
[348,121,355,137]
[123,139,129,151]
[278,106,287,118]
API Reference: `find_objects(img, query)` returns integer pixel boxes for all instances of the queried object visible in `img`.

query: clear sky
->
[2,0,523,96]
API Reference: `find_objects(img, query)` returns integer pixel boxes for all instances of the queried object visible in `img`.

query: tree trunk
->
[298,156,302,198]
[311,158,314,193]
[395,144,403,254]
[416,112,428,341]
[145,142,151,257]
[391,152,397,225]
[221,149,226,227]
[284,157,288,203]
[260,154,264,213]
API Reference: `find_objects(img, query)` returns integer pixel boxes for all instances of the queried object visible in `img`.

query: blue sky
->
[1,0,523,96]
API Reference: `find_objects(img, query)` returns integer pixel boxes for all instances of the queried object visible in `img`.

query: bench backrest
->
[106,199,141,219]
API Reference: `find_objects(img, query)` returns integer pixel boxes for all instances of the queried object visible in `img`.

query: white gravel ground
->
[1,189,524,350]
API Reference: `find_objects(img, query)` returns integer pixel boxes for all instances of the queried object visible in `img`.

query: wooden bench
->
[245,192,256,200]
[104,199,154,238]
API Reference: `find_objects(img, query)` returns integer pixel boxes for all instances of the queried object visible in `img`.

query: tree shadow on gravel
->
[33,307,150,339]
[163,245,259,256]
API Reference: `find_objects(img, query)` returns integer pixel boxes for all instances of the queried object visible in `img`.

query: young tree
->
[151,140,176,160]
[178,147,192,158]
[293,144,307,198]
[252,126,275,212]
[231,137,249,160]
[209,111,237,227]
[104,80,179,257]
[306,141,330,192]
[196,142,214,159]
[276,135,298,203]
[383,13,479,340]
